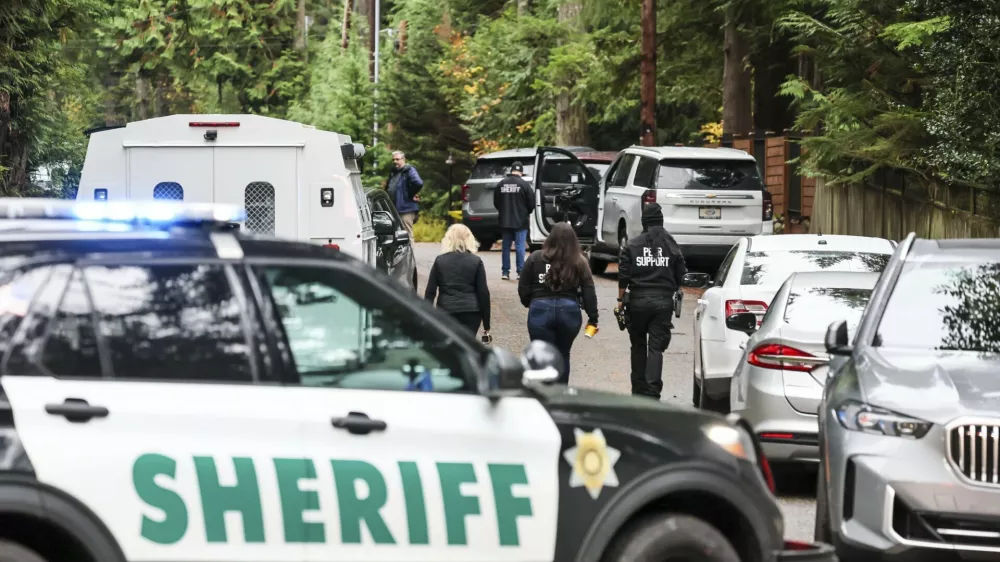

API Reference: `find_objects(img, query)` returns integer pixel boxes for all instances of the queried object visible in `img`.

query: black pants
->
[449,311,482,335]
[627,295,674,400]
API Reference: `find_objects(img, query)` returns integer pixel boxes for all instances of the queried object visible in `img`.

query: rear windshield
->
[876,259,1000,352]
[784,287,872,331]
[585,163,610,178]
[470,158,535,180]
[741,251,890,286]
[657,159,763,191]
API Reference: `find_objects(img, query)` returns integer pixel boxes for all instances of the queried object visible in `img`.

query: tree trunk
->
[398,20,408,54]
[751,37,795,133]
[722,5,752,136]
[294,0,307,57]
[517,0,531,16]
[341,0,352,51]
[555,2,590,147]
[135,75,150,121]
[367,0,376,80]
[639,0,656,146]
[103,70,122,126]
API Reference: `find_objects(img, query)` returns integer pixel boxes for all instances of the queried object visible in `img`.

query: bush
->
[413,217,448,243]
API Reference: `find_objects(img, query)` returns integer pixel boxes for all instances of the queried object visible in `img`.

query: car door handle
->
[331,412,387,435]
[45,399,109,423]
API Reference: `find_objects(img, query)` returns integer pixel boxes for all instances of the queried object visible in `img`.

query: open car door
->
[531,147,601,245]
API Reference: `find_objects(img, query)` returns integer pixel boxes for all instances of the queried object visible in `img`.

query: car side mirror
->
[682,272,712,289]
[394,230,410,245]
[481,341,563,394]
[726,312,758,336]
[372,211,395,236]
[825,320,852,355]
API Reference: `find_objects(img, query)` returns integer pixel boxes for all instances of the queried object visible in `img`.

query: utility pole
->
[373,0,381,145]
[640,0,656,146]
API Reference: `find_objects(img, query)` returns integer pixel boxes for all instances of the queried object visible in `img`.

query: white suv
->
[589,146,773,273]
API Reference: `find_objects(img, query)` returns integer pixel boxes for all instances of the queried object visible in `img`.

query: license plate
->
[699,206,721,219]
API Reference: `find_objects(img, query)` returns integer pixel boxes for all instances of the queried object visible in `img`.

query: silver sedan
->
[727,271,879,469]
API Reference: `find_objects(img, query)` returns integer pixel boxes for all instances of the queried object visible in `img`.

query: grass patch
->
[413,217,448,243]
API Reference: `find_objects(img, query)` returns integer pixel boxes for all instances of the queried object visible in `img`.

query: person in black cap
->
[493,161,534,280]
[616,203,687,400]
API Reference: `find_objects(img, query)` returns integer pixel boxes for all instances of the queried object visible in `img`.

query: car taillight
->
[724,299,768,326]
[461,184,470,202]
[762,190,773,221]
[642,189,656,205]
[324,243,340,250]
[748,343,816,372]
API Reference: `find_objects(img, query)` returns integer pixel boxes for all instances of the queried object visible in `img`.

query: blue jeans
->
[501,228,528,276]
[527,298,582,383]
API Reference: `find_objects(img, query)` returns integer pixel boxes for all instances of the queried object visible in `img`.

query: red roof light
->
[189,122,240,127]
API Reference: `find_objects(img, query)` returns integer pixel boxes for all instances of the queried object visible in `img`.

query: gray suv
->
[816,233,1000,561]
[461,146,592,250]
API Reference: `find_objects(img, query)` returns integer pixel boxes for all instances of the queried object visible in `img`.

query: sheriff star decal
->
[563,428,621,499]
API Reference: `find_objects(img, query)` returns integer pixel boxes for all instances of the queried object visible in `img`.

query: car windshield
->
[741,251,890,286]
[469,158,535,180]
[875,258,1000,353]
[657,159,763,191]
[784,287,873,333]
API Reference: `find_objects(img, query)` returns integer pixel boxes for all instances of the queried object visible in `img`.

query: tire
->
[618,225,628,253]
[478,239,496,252]
[692,374,701,407]
[695,344,730,413]
[814,461,832,543]
[0,541,47,562]
[411,267,419,292]
[590,257,608,275]
[603,513,740,562]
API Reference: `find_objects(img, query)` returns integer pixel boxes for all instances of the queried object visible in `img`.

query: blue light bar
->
[0,199,246,225]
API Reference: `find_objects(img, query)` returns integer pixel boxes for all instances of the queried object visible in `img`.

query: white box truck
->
[77,114,376,266]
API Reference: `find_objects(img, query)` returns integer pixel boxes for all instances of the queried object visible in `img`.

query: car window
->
[470,158,535,180]
[741,251,890,286]
[784,287,873,334]
[586,163,610,178]
[658,159,764,191]
[257,265,471,393]
[715,244,739,285]
[0,265,66,377]
[540,158,589,184]
[632,157,658,189]
[609,154,636,187]
[40,269,102,377]
[83,264,253,382]
[875,258,1000,352]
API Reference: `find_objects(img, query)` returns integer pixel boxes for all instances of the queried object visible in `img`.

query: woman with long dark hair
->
[517,222,598,382]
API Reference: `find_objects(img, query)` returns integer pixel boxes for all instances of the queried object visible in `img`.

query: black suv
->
[0,199,833,562]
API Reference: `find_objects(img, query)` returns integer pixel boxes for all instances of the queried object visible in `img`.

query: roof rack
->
[0,198,246,226]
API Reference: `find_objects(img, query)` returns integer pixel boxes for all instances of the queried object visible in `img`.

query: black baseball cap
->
[511,161,524,172]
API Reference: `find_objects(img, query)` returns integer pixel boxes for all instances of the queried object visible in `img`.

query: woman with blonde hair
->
[424,224,492,339]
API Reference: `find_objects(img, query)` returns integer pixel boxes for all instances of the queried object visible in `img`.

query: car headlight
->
[702,424,758,463]
[835,400,931,438]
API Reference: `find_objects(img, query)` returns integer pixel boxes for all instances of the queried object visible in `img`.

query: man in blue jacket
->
[386,150,424,237]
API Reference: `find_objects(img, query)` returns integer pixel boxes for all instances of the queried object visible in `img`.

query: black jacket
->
[618,226,687,296]
[493,174,535,230]
[518,251,599,325]
[424,251,491,330]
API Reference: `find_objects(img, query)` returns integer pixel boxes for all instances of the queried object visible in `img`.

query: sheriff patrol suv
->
[0,199,833,562]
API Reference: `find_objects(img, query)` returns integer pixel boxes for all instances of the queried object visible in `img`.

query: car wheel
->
[412,267,418,291]
[618,225,628,252]
[603,513,740,562]
[589,257,608,275]
[478,239,496,252]
[815,462,832,543]
[0,541,47,562]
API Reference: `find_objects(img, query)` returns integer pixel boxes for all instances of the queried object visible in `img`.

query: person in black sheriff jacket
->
[424,224,491,338]
[492,161,535,280]
[617,203,687,400]
[518,222,598,383]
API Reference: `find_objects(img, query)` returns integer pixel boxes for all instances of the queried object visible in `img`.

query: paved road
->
[413,242,817,542]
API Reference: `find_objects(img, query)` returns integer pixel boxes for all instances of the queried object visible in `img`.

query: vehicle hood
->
[858,347,1000,425]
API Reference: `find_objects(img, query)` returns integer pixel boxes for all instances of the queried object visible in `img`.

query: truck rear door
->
[213,147,298,239]
[655,158,765,236]
[127,148,213,202]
